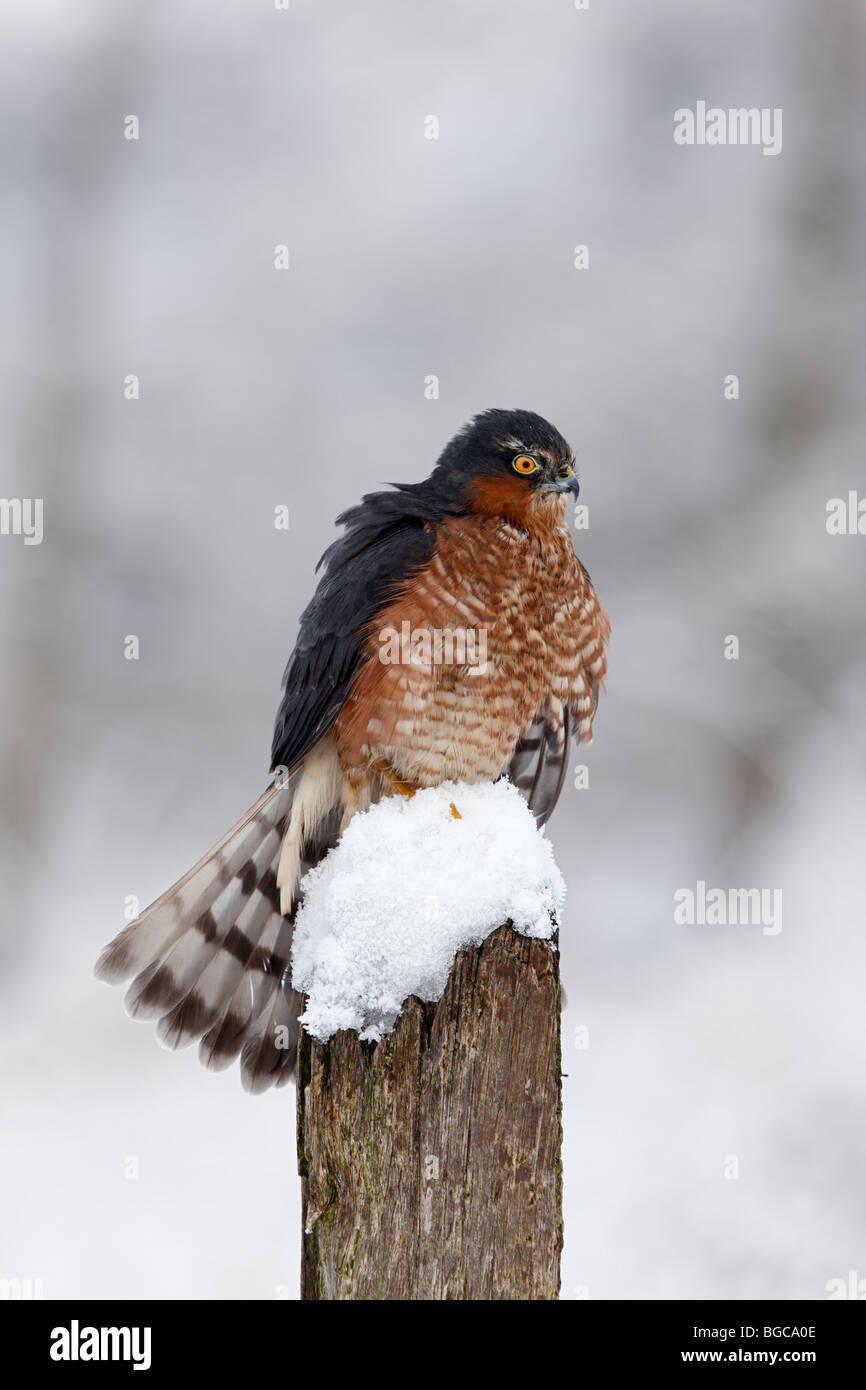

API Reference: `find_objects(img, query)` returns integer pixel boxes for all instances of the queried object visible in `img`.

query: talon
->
[374,758,416,798]
[449,802,461,819]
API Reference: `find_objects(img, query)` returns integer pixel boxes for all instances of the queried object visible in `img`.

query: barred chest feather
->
[335,510,609,788]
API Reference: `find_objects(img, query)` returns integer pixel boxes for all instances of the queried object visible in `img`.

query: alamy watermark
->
[0,497,43,545]
[674,880,782,936]
[826,491,866,535]
[50,1321,151,1371]
[826,1270,866,1299]
[0,1276,43,1299]
[674,102,782,157]
[379,621,488,672]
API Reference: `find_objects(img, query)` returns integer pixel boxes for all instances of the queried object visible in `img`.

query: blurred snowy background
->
[1,0,864,1300]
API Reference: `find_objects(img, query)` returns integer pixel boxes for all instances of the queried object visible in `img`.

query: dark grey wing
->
[270,520,435,775]
[507,710,572,827]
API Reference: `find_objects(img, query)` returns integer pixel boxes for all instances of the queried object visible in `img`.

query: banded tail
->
[95,755,344,1093]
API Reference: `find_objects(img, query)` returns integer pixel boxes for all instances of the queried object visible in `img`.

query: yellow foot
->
[449,802,462,819]
[374,759,416,798]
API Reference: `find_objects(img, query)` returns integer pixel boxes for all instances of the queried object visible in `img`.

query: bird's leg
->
[374,759,461,819]
[374,759,416,798]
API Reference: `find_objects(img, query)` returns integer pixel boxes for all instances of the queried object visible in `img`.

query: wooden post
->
[296,925,562,1300]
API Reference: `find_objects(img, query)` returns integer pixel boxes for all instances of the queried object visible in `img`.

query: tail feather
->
[138,823,283,1029]
[240,976,303,1094]
[126,871,251,1022]
[157,870,278,1052]
[95,735,352,1092]
[199,905,295,1074]
[95,780,313,1091]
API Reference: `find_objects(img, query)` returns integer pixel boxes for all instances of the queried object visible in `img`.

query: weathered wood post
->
[296,925,562,1300]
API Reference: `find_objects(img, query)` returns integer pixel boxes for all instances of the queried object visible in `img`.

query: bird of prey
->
[96,409,610,1092]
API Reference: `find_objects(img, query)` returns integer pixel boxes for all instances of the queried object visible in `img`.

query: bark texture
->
[296,925,562,1300]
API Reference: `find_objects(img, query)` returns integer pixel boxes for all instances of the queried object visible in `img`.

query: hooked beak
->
[545,465,580,497]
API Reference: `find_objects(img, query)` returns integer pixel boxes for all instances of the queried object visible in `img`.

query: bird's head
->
[431,408,579,527]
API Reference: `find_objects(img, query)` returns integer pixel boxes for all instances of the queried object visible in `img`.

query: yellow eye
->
[512,454,539,475]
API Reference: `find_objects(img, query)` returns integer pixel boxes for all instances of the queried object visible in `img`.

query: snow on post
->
[293,779,565,1300]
